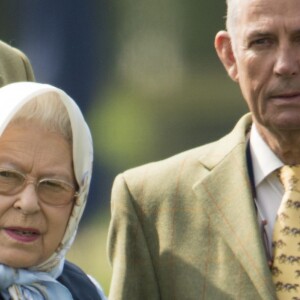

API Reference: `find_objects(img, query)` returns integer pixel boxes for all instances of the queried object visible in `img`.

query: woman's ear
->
[215,30,239,82]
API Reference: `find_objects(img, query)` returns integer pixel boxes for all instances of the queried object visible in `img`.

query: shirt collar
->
[249,123,283,187]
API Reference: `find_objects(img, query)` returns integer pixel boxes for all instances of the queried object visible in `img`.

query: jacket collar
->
[193,114,276,299]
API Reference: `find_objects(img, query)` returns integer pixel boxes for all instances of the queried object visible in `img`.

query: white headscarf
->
[0,82,93,300]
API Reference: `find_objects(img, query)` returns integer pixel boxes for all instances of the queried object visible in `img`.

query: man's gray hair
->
[226,0,237,35]
[225,0,239,51]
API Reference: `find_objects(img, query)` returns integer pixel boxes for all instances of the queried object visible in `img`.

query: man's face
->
[230,0,300,134]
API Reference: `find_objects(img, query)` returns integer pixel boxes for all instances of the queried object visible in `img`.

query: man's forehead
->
[235,0,300,16]
[230,0,300,45]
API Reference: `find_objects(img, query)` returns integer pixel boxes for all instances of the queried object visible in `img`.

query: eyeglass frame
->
[0,168,79,207]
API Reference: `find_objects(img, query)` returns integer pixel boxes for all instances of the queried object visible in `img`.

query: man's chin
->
[263,113,300,131]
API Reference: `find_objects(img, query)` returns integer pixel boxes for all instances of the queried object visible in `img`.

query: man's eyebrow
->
[247,28,300,37]
[246,30,273,38]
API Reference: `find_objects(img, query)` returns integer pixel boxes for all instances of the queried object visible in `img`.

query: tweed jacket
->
[0,40,35,86]
[108,114,277,300]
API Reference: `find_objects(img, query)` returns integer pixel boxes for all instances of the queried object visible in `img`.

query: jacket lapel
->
[193,114,276,299]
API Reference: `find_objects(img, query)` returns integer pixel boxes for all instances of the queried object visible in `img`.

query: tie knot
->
[279,165,300,191]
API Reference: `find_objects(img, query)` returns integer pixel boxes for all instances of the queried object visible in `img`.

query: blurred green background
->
[0,0,248,295]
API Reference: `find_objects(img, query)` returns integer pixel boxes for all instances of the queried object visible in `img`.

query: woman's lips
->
[4,227,40,243]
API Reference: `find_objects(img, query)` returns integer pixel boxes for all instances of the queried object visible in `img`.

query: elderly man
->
[0,40,34,85]
[108,0,299,299]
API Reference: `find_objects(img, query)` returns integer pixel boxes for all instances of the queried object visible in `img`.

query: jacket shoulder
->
[115,114,251,198]
[0,40,35,86]
[113,143,215,205]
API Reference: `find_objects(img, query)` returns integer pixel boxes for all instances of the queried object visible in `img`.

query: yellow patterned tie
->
[272,165,300,299]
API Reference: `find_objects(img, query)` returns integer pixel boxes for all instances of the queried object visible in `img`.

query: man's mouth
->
[270,91,300,99]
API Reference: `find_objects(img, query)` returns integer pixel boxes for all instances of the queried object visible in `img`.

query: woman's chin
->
[0,249,40,269]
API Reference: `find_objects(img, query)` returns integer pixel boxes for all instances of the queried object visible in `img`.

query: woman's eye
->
[40,180,67,192]
[0,170,18,179]
[41,180,60,188]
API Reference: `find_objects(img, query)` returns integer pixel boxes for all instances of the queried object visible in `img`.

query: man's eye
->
[294,36,300,43]
[250,38,273,47]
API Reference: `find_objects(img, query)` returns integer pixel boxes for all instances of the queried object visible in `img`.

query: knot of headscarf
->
[0,264,73,300]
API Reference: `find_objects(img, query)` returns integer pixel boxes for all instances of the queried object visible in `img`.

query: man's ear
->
[215,31,239,82]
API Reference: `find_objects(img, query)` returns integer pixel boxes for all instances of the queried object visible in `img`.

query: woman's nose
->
[13,183,41,214]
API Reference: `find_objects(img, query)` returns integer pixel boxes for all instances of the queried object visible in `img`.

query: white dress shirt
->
[249,124,284,254]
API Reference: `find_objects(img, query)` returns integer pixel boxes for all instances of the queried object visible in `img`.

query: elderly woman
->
[0,82,106,299]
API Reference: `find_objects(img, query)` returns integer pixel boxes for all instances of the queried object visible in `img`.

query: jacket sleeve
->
[107,174,160,300]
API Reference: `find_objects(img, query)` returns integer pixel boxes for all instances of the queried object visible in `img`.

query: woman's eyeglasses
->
[0,168,78,206]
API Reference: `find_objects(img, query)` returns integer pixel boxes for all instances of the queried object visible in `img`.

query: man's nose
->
[274,45,300,77]
[13,183,41,214]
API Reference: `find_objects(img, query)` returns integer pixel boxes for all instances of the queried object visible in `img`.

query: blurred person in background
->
[108,0,300,299]
[0,82,106,299]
